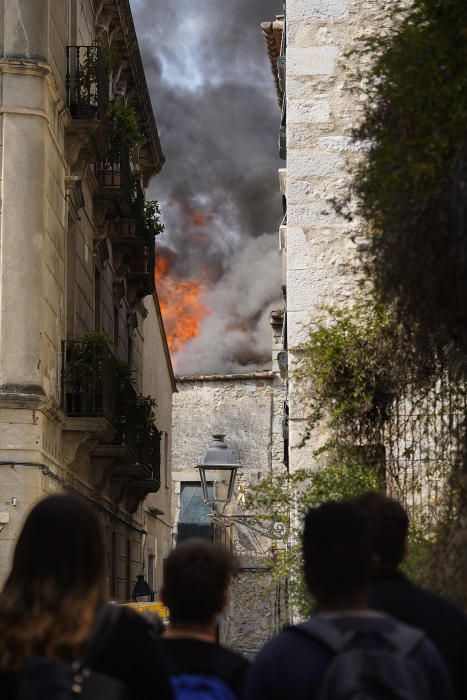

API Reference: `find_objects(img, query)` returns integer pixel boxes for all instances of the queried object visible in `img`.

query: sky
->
[131,0,283,374]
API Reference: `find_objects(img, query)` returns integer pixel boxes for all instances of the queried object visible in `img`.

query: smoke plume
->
[131,0,283,374]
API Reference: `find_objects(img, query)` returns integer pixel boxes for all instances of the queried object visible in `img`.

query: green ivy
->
[248,460,383,617]
[350,0,467,361]
[295,294,415,441]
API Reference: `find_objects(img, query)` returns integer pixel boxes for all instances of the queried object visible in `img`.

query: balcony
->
[61,339,117,423]
[127,234,156,301]
[66,45,109,120]
[61,339,160,505]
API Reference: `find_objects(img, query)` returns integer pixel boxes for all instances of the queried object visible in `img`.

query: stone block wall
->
[222,561,288,659]
[172,373,287,654]
[285,0,386,470]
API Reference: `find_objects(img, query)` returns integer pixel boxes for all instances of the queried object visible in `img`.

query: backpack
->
[293,616,431,700]
[171,673,237,700]
[17,604,133,700]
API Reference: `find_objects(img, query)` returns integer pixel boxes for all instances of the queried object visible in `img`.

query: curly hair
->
[0,495,107,670]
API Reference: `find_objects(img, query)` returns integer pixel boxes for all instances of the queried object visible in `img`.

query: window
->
[110,530,116,600]
[126,538,131,601]
[148,553,155,592]
[178,482,213,542]
[94,268,101,332]
[162,432,169,488]
[113,304,119,346]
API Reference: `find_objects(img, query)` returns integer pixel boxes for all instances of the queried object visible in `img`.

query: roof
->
[260,15,284,108]
[176,371,274,383]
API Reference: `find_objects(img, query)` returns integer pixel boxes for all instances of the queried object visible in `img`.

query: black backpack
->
[293,617,431,700]
[18,604,133,700]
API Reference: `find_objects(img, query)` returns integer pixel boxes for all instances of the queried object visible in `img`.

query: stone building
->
[172,371,287,656]
[0,1,175,598]
[262,0,384,471]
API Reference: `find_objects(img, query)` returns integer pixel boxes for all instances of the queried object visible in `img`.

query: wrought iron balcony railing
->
[61,340,117,421]
[66,45,109,119]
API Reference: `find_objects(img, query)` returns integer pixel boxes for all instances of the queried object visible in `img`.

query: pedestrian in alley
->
[244,500,454,700]
[161,538,249,699]
[353,491,467,700]
[0,494,173,700]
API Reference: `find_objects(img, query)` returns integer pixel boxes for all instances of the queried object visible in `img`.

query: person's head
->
[352,491,409,570]
[0,494,107,668]
[162,539,238,628]
[302,501,372,607]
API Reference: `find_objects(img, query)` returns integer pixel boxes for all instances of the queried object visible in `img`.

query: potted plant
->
[69,39,116,119]
[142,199,165,245]
[63,332,113,415]
[100,99,145,187]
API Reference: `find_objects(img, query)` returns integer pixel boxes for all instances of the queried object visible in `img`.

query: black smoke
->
[131,0,283,373]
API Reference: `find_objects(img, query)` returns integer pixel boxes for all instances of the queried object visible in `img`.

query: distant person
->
[244,501,454,700]
[0,494,173,700]
[354,491,467,700]
[161,538,249,699]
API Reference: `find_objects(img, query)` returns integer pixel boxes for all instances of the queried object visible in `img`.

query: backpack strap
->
[381,623,426,656]
[293,616,426,657]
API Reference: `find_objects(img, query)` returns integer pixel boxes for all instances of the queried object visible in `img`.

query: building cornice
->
[0,59,71,128]
[176,371,274,383]
[113,0,165,180]
[260,17,284,108]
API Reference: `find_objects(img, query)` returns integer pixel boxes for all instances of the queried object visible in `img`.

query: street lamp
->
[197,434,241,505]
[131,574,155,602]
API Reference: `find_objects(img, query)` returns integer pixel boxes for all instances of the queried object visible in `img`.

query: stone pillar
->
[2,0,49,59]
[0,70,48,392]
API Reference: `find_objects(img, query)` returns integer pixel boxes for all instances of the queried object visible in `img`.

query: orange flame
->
[156,250,210,357]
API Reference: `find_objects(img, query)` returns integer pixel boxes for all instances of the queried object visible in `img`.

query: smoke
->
[131,0,283,374]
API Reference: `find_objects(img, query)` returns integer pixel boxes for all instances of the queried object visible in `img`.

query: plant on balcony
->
[77,45,99,113]
[101,99,145,185]
[143,200,165,243]
[71,39,117,117]
[65,332,113,389]
[63,331,114,415]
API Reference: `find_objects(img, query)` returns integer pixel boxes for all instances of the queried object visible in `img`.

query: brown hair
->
[0,495,107,670]
[162,539,238,625]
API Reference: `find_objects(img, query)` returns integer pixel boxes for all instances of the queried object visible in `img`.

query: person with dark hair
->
[353,491,467,700]
[161,538,249,699]
[244,500,454,700]
[0,494,173,700]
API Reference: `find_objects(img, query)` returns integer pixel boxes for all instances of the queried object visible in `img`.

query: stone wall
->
[284,0,386,470]
[172,373,287,654]
[222,561,288,659]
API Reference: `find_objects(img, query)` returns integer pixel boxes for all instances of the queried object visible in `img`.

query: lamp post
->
[131,574,154,602]
[197,434,241,505]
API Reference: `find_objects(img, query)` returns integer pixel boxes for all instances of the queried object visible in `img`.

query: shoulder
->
[254,626,328,667]
[215,645,250,674]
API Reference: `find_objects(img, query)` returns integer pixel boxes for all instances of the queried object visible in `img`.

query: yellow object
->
[122,600,169,623]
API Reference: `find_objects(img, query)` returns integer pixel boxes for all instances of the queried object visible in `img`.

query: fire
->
[156,250,210,357]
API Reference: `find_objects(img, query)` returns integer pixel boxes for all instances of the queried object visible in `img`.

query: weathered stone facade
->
[0,1,174,597]
[172,372,287,655]
[263,0,386,471]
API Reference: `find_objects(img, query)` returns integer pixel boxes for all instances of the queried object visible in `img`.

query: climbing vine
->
[351,0,467,362]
